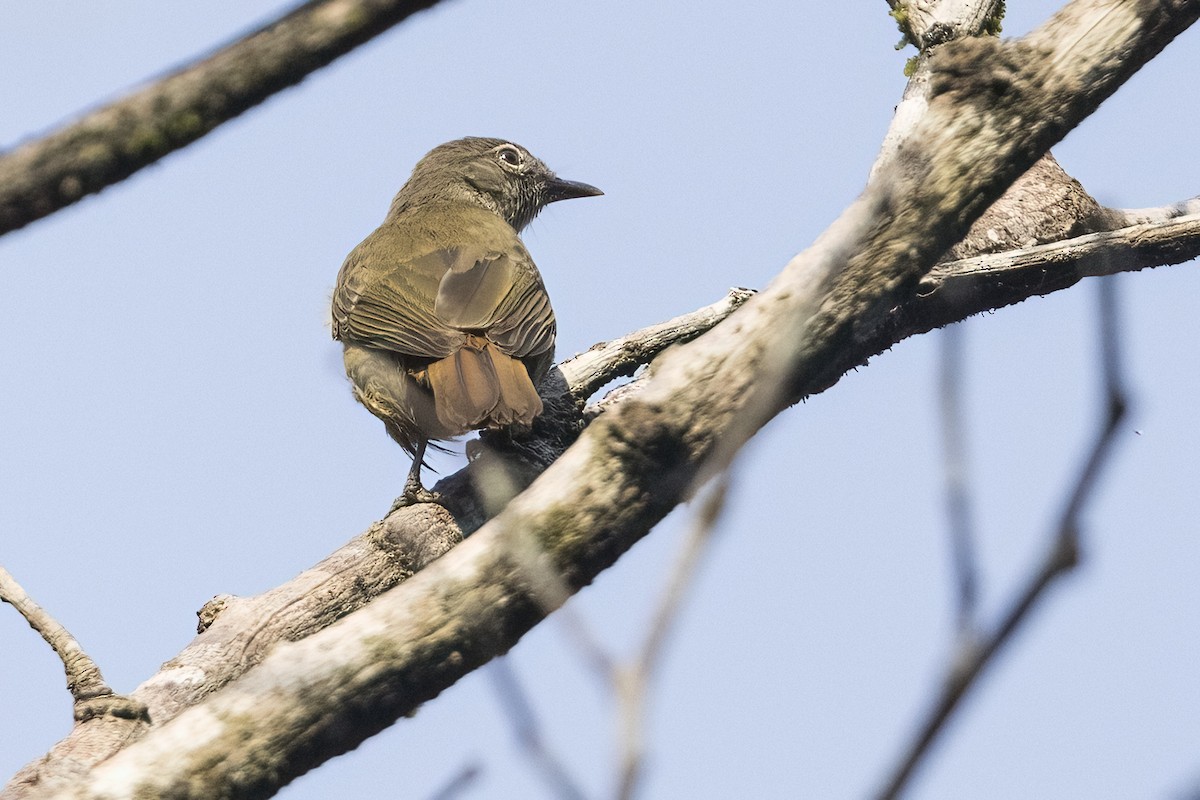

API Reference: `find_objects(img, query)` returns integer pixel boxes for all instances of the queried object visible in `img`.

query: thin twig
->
[554,606,619,684]
[876,275,1129,799]
[1107,195,1200,227]
[426,761,483,800]
[561,288,756,404]
[0,566,109,705]
[616,476,730,800]
[938,324,980,632]
[488,659,589,800]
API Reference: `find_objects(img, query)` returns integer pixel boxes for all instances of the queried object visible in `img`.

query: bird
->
[331,137,601,506]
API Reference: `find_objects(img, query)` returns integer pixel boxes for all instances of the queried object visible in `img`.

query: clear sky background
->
[2,2,1199,798]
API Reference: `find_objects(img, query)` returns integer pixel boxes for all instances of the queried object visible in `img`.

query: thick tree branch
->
[0,0,444,237]
[880,0,1105,269]
[14,2,1193,798]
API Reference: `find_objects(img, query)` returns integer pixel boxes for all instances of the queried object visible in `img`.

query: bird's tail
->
[426,337,543,432]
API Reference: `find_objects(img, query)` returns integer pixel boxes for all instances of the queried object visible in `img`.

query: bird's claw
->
[388,485,442,513]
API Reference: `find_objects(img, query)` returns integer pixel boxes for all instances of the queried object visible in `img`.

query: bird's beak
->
[543,176,604,203]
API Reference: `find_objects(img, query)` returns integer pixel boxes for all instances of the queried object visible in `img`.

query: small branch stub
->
[0,565,148,724]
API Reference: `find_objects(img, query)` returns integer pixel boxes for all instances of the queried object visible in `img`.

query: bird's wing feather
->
[434,246,556,360]
[333,227,555,362]
[433,248,516,330]
[332,246,463,358]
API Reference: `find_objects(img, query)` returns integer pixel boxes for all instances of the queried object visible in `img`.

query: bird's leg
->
[390,438,440,511]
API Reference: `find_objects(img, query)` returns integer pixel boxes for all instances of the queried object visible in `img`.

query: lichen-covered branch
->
[888,0,1006,51]
[0,0,445,237]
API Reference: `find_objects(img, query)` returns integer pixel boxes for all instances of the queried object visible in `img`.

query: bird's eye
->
[496,146,523,167]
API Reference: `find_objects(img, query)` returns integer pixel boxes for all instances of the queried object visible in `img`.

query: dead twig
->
[615,476,730,800]
[0,565,147,723]
[488,659,589,800]
[937,324,981,632]
[876,275,1129,799]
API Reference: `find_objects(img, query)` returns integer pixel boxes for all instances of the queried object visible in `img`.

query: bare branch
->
[936,327,980,632]
[0,0,445,238]
[0,566,148,725]
[1104,195,1200,227]
[560,288,756,404]
[913,210,1200,334]
[875,275,1130,800]
[488,660,588,800]
[616,477,729,800]
[874,0,1005,180]
[426,763,483,800]
[889,0,1005,50]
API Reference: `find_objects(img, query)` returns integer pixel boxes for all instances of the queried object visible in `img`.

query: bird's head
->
[396,137,602,231]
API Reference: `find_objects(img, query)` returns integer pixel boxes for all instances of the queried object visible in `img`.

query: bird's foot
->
[388,484,442,513]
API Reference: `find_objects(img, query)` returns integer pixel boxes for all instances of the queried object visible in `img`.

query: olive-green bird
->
[332,137,601,505]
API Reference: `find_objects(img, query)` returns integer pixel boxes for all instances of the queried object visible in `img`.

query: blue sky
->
[2,2,1199,798]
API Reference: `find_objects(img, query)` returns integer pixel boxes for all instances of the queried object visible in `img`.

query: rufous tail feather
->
[427,339,542,431]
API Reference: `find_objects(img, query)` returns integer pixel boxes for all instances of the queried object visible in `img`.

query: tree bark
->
[0,0,444,237]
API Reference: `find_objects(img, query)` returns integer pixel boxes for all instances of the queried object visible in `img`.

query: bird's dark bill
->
[544,177,603,203]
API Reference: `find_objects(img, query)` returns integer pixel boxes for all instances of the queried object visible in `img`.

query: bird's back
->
[333,201,555,438]
[336,204,553,354]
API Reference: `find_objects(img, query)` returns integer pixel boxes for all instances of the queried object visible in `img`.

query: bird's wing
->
[332,245,463,359]
[434,246,556,360]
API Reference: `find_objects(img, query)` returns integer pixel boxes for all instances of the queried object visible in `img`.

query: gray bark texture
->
[0,0,443,237]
